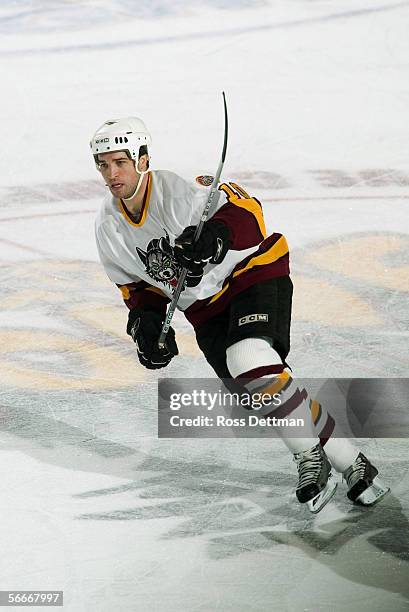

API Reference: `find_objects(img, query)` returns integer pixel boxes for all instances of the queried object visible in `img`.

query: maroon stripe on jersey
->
[212,203,265,250]
[263,387,308,420]
[117,281,169,314]
[237,364,285,381]
[130,290,169,314]
[318,415,336,446]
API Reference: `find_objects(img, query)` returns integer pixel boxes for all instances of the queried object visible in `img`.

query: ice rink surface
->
[1,1,409,610]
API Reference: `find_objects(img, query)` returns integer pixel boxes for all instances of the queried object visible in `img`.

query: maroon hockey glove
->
[174,220,231,271]
[127,308,178,370]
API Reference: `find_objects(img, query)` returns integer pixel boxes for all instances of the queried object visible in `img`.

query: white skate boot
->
[294,443,337,513]
[343,453,390,506]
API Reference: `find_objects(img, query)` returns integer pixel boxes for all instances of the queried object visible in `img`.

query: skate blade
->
[356,476,390,506]
[307,475,338,514]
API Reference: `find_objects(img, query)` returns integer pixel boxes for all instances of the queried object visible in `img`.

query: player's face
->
[97,151,147,199]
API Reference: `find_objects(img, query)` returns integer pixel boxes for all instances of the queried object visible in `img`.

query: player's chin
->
[108,185,122,196]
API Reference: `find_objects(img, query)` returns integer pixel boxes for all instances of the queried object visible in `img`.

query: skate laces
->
[343,453,366,488]
[294,445,323,488]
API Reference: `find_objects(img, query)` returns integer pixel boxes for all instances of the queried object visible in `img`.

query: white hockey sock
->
[226,338,319,454]
[308,388,360,472]
[322,438,359,473]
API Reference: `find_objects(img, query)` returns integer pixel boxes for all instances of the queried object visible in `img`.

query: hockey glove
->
[174,220,231,271]
[127,308,178,370]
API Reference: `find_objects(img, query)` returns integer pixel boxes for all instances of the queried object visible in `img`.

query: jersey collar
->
[118,172,152,227]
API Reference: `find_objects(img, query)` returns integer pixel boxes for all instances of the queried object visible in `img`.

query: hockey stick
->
[157,92,229,350]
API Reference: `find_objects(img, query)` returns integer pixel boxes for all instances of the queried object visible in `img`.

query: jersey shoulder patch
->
[195,175,214,187]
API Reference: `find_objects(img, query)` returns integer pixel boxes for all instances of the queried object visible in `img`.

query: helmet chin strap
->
[123,166,150,202]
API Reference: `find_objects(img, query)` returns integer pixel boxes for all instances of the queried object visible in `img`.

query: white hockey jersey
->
[95,170,261,312]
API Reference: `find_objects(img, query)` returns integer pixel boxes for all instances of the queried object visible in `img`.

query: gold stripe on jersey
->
[229,182,251,199]
[232,197,267,239]
[218,182,237,201]
[119,285,131,300]
[310,399,322,425]
[219,182,267,239]
[207,235,289,305]
[118,172,152,228]
[233,235,289,279]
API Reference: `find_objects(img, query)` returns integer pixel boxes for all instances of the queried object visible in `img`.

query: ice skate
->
[294,443,337,513]
[343,453,390,506]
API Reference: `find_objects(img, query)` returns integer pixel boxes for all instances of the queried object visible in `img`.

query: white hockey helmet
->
[90,116,152,163]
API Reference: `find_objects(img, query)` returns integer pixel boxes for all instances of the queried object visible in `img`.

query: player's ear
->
[94,155,102,172]
[138,154,149,172]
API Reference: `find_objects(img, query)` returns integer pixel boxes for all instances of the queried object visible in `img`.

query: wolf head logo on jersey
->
[136,233,179,288]
[136,233,204,289]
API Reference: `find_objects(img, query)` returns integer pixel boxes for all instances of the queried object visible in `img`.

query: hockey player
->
[91,116,389,513]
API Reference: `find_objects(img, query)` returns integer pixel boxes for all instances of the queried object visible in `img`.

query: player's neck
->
[123,173,149,215]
